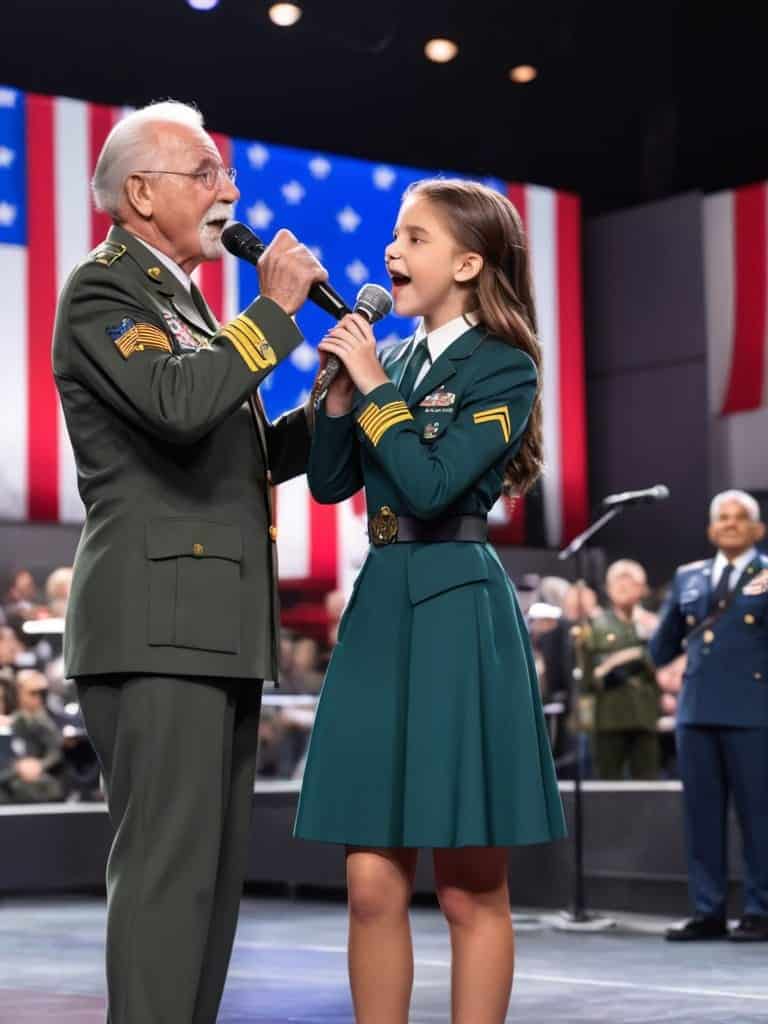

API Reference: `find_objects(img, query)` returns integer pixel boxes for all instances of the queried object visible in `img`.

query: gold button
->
[606,633,616,644]
[755,672,763,680]
[147,266,162,279]
[686,615,696,626]
[269,525,278,542]
[703,629,715,644]
[745,614,756,625]
[193,543,204,557]
[718,600,726,609]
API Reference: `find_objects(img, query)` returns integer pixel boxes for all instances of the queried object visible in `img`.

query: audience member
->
[44,567,73,618]
[0,670,64,803]
[581,559,661,780]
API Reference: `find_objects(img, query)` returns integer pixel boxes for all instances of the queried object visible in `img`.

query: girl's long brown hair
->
[403,179,543,494]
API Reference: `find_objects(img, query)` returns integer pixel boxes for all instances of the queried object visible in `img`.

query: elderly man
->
[52,100,327,1022]
[651,490,768,942]
[582,559,660,780]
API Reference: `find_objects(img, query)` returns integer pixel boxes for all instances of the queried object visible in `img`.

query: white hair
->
[91,100,205,219]
[605,559,647,587]
[709,489,761,523]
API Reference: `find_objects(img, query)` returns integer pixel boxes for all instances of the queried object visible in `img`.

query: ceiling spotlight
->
[424,38,459,64]
[187,0,220,9]
[269,3,302,26]
[509,64,538,84]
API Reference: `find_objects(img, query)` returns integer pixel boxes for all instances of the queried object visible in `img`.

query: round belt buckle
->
[370,506,398,546]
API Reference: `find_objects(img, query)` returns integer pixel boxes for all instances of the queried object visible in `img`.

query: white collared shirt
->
[410,311,480,389]
[712,547,757,590]
[138,238,193,293]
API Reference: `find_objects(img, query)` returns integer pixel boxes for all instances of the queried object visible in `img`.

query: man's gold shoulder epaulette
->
[90,241,127,267]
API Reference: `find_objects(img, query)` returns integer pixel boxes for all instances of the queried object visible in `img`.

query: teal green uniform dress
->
[294,326,567,848]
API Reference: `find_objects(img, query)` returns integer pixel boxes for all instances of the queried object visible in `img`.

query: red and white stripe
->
[0,94,124,523]
[490,183,588,548]
[704,181,768,416]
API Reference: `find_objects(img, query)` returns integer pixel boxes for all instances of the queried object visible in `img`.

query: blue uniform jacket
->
[649,554,768,726]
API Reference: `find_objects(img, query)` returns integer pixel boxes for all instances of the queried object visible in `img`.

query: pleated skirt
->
[293,542,567,848]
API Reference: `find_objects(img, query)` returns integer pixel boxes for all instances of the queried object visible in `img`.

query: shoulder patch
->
[678,559,707,573]
[106,318,172,358]
[91,242,126,267]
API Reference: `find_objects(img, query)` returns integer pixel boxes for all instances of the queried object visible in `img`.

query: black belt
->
[368,507,488,546]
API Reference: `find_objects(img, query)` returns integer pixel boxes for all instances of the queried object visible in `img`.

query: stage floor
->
[1,897,767,1023]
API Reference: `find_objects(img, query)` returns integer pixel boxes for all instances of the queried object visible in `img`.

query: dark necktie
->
[399,338,432,400]
[710,562,734,611]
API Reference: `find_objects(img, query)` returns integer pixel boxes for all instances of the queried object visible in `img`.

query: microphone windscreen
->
[355,283,393,324]
[221,222,266,264]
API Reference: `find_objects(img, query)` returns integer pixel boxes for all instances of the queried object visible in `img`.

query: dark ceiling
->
[3,0,766,214]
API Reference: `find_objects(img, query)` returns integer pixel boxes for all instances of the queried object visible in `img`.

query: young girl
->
[294,179,566,1024]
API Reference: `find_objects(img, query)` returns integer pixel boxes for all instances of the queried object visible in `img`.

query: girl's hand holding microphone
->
[318,314,389,407]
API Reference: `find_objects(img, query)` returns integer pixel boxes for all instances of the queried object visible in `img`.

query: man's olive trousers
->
[77,674,263,1024]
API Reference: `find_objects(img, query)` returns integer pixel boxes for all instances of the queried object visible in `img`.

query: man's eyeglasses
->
[134,166,237,190]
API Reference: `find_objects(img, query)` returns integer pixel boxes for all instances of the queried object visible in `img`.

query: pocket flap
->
[407,543,488,605]
[146,519,243,562]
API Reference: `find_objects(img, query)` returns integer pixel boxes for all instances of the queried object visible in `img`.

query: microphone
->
[602,485,670,507]
[221,221,352,320]
[316,282,393,394]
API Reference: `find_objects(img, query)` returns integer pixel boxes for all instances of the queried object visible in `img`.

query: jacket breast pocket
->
[146,519,243,654]
[407,543,489,605]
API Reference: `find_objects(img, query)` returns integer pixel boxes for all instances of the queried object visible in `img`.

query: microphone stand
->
[552,506,625,932]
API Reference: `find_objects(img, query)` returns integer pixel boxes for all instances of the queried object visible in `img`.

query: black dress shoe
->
[665,916,728,941]
[728,915,768,942]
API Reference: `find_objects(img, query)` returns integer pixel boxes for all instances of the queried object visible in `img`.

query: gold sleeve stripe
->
[473,406,511,444]
[358,401,407,432]
[357,399,413,446]
[369,412,413,445]
[221,314,277,372]
[115,324,172,359]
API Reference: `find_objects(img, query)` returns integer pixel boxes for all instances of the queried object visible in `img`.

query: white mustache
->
[201,202,235,228]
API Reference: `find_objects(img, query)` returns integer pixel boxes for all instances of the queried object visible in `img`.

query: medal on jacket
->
[743,569,768,595]
[162,310,202,350]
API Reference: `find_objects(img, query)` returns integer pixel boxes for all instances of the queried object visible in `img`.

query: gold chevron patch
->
[358,399,413,446]
[221,314,277,371]
[473,405,511,444]
[114,323,172,359]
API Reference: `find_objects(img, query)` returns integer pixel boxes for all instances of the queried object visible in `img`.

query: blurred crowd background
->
[0,556,686,805]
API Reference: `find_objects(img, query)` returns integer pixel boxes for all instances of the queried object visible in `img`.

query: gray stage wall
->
[0,784,750,918]
[583,192,711,585]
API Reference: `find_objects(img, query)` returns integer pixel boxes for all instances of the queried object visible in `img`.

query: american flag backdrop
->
[704,181,768,417]
[705,179,768,493]
[0,86,588,585]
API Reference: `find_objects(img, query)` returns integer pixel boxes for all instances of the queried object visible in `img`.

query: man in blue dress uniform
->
[650,490,768,941]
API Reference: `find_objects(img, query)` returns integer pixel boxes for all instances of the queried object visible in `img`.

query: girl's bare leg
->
[346,846,419,1024]
[433,846,514,1024]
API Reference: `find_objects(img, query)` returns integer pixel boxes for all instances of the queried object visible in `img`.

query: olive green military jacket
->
[581,610,660,732]
[52,225,310,682]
